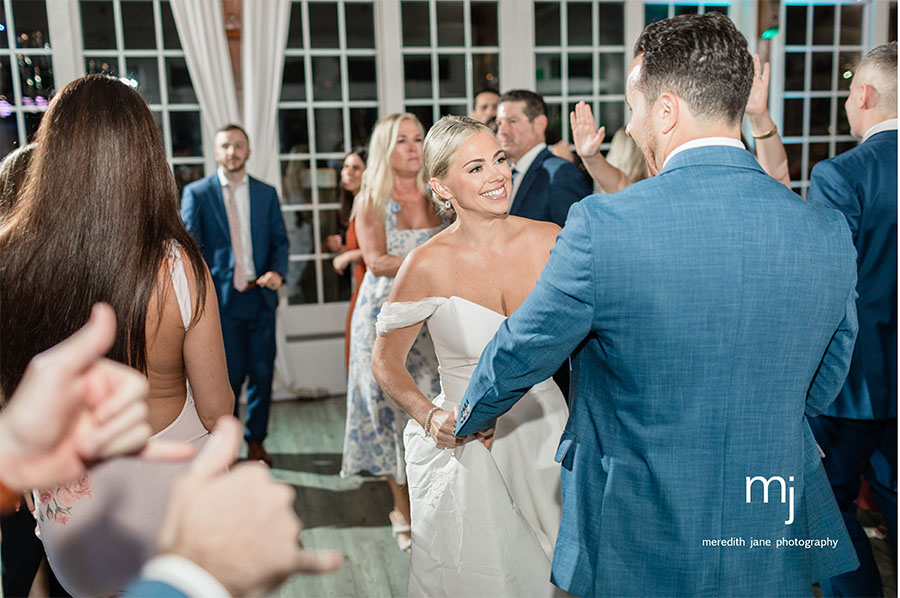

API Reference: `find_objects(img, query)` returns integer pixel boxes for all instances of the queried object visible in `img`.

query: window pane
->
[534,2,560,46]
[836,98,850,135]
[644,3,668,26]
[169,111,201,157]
[166,57,196,103]
[279,109,309,154]
[122,1,156,50]
[161,1,181,49]
[0,115,16,156]
[439,104,467,118]
[23,110,41,142]
[282,159,312,204]
[809,97,831,136]
[568,54,592,95]
[405,104,433,131]
[782,98,804,137]
[173,163,203,197]
[674,4,698,17]
[834,141,856,156]
[402,1,430,46]
[312,56,341,102]
[598,3,624,46]
[12,0,50,49]
[598,53,624,95]
[126,57,160,104]
[348,57,376,101]
[437,1,464,46]
[545,102,562,144]
[85,56,118,76]
[808,142,829,177]
[315,108,343,153]
[567,2,592,46]
[0,56,11,105]
[438,54,465,98]
[315,165,339,205]
[784,143,802,182]
[785,5,806,46]
[471,2,498,47]
[18,54,53,105]
[287,214,315,255]
[309,2,339,48]
[812,5,835,46]
[472,53,498,93]
[598,101,625,135]
[319,208,341,244]
[80,1,116,49]
[286,259,317,305]
[840,5,862,46]
[404,55,432,99]
[535,54,561,96]
[810,52,833,91]
[287,2,304,48]
[323,256,351,302]
[0,5,7,49]
[281,56,306,101]
[838,52,857,91]
[784,53,805,92]
[345,2,375,49]
[349,107,377,147]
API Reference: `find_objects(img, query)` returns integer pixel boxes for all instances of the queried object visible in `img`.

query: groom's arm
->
[455,200,596,436]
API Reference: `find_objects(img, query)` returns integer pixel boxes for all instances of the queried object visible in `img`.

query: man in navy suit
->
[457,13,859,596]
[497,89,592,227]
[181,124,289,465]
[807,41,897,598]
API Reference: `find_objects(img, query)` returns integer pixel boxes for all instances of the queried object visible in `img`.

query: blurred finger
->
[293,548,344,575]
[92,421,154,459]
[140,439,196,461]
[83,400,150,457]
[35,303,117,379]
[189,416,242,478]
[88,361,149,419]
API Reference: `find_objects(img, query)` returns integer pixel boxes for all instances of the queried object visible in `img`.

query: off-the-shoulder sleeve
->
[376,297,448,336]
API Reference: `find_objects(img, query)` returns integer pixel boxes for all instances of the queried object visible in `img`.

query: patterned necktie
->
[224,183,248,292]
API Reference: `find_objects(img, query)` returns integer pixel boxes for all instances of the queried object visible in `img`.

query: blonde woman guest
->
[339,113,446,552]
[372,116,568,596]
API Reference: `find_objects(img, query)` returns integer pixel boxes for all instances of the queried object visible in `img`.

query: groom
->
[456,12,860,597]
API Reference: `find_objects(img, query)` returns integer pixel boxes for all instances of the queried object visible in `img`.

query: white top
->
[509,141,547,209]
[217,167,256,281]
[862,118,898,142]
[661,137,745,170]
[139,555,230,598]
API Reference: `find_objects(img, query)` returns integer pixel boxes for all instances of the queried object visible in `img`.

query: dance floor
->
[248,398,896,598]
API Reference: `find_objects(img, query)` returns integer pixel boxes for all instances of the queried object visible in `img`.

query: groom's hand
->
[475,424,495,451]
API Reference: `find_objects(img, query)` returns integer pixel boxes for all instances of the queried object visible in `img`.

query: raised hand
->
[745,54,771,119]
[570,101,606,159]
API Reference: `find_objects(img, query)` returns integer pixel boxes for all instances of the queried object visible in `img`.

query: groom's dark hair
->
[633,12,753,126]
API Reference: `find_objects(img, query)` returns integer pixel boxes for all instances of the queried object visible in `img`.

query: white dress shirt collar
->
[661,137,745,171]
[139,554,230,598]
[862,118,898,143]
[217,167,249,188]
[509,142,547,207]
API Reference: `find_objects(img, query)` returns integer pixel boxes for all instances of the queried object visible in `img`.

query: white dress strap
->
[166,241,192,330]
[376,297,448,336]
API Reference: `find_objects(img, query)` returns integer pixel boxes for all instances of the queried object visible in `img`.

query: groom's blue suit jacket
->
[456,146,860,596]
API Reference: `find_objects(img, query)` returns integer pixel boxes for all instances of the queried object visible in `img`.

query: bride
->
[372,115,569,596]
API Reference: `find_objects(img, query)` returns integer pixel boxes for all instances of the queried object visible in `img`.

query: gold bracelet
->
[752,125,778,140]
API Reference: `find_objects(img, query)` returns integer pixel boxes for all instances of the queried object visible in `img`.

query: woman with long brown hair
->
[0,75,233,595]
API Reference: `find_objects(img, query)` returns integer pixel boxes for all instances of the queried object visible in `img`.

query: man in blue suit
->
[456,13,859,596]
[181,124,289,465]
[807,42,897,598]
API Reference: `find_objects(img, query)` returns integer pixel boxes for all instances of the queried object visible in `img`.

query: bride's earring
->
[444,200,452,209]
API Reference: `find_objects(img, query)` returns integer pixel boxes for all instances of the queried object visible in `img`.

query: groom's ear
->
[430,177,451,201]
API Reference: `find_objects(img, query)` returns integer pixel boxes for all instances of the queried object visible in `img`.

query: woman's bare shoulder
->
[389,234,455,303]
[510,216,561,247]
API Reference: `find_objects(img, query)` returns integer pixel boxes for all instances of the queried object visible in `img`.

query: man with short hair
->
[471,88,500,129]
[456,13,859,595]
[181,124,289,466]
[496,89,592,227]
[807,41,897,598]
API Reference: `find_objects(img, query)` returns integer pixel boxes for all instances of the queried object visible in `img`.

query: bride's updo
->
[423,115,493,212]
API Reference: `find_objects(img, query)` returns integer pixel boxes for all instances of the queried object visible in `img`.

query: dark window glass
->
[890,2,897,43]
[838,52,858,91]
[809,97,832,136]
[80,1,116,49]
[784,143,802,182]
[812,5,835,46]
[834,141,857,156]
[17,54,53,105]
[23,110,41,141]
[535,53,561,96]
[836,98,851,135]
[782,98,804,137]
[598,101,625,135]
[279,109,309,154]
[173,163,203,197]
[309,3,339,48]
[287,2,304,48]
[598,52,624,95]
[122,1,156,49]
[534,2,560,46]
[286,259,317,304]
[404,55,432,99]
[125,57,160,103]
[644,3,667,26]
[281,56,306,101]
[438,54,465,98]
[784,52,805,92]
[281,159,311,204]
[568,54,592,95]
[840,5,863,45]
[597,3,624,46]
[471,2,498,46]
[312,56,341,102]
[437,1,464,46]
[161,1,181,49]
[0,3,7,49]
[810,52,833,91]
[170,110,202,156]
[323,252,351,301]
[808,142,830,177]
[349,107,377,147]
[674,5,698,17]
[439,104,467,119]
[166,58,196,103]
[12,0,50,49]
[348,57,376,101]
[286,213,315,255]
[345,2,375,49]
[704,5,728,16]
[785,5,806,46]
[315,108,343,153]
[0,55,11,104]
[544,102,562,145]
[567,2,592,46]
[472,53,498,93]
[405,104,433,131]
[85,56,118,76]
[402,1,430,47]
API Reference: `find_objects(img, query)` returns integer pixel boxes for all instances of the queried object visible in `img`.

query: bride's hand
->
[428,410,462,448]
[475,424,495,451]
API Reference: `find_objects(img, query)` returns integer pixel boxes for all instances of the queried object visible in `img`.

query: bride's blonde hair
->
[423,115,493,212]
[352,112,427,220]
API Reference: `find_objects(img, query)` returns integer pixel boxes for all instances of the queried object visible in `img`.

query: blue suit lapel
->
[512,148,548,213]
[248,177,266,274]
[207,175,231,240]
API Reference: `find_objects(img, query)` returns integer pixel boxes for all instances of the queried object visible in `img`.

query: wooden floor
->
[254,397,896,598]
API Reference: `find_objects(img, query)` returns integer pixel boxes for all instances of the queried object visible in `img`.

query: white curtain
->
[242,0,304,396]
[169,0,241,156]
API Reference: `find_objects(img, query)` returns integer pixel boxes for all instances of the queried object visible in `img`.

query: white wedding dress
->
[377,296,568,597]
